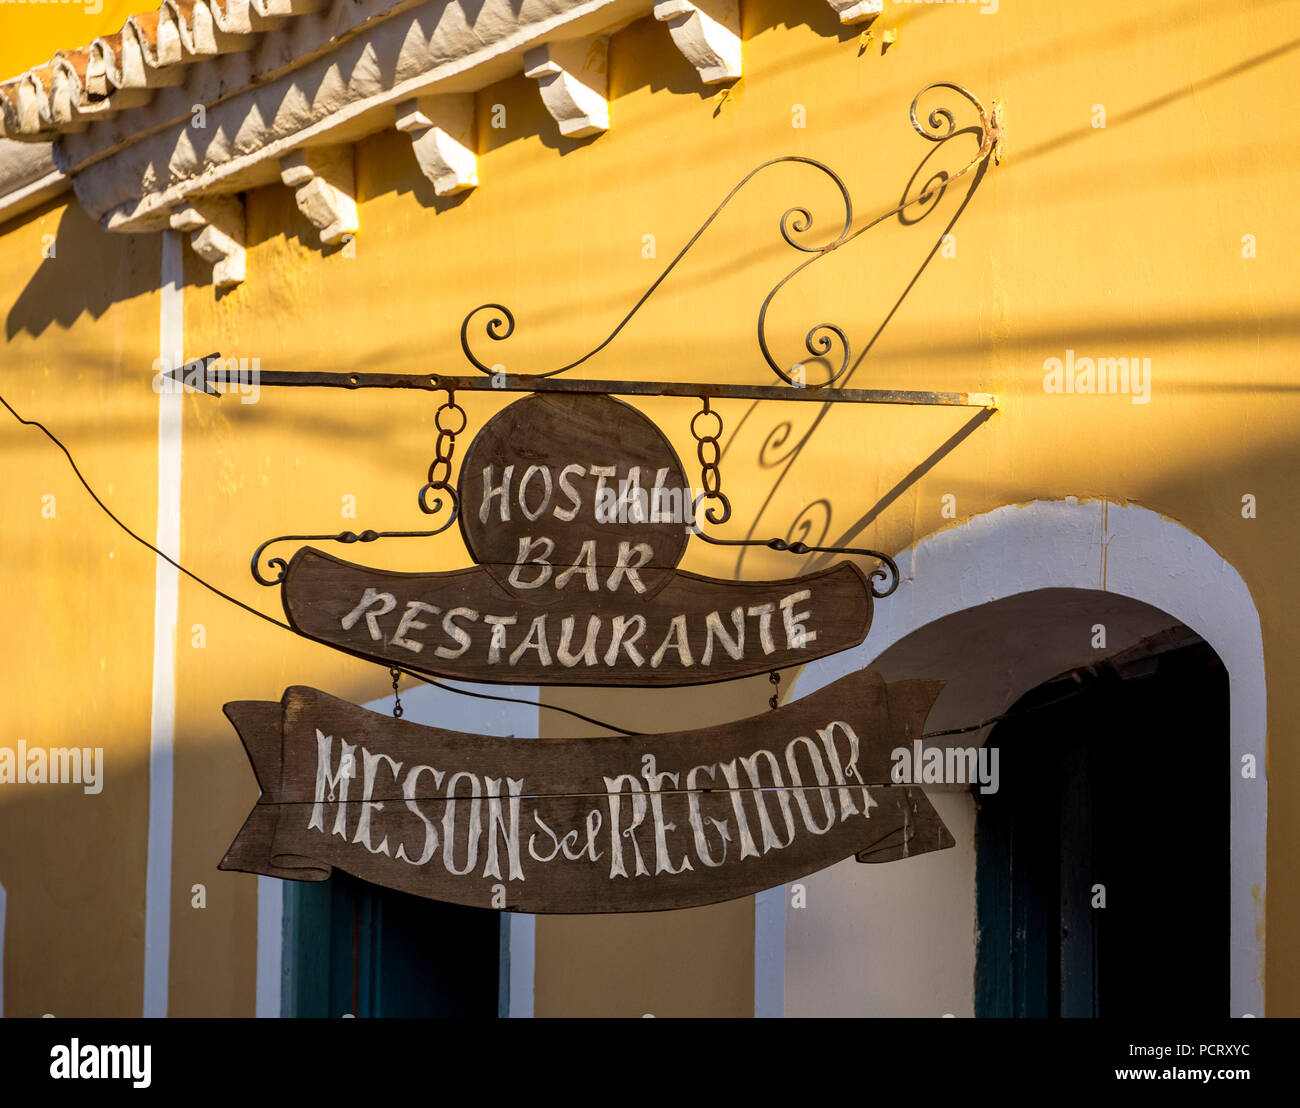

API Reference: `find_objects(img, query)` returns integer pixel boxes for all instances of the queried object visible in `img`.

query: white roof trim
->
[0,140,68,227]
[0,0,877,287]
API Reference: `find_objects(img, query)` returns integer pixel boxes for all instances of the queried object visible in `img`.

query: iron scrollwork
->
[251,518,457,587]
[693,528,900,600]
[459,83,1001,389]
[455,84,998,597]
[249,85,998,593]
[251,393,464,586]
[688,399,899,599]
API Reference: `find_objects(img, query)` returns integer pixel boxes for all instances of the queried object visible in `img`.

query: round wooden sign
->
[457,394,691,601]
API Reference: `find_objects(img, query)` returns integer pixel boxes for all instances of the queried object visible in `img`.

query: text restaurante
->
[340,587,819,669]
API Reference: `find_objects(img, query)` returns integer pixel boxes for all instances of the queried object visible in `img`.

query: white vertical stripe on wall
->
[144,231,184,1018]
[503,915,535,1019]
[255,877,283,1017]
[753,885,786,1017]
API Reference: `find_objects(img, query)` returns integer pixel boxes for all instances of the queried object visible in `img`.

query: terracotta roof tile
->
[0,0,316,140]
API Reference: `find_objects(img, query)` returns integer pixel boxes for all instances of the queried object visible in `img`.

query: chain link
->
[420,391,468,514]
[690,398,731,525]
[390,667,404,718]
[768,670,780,711]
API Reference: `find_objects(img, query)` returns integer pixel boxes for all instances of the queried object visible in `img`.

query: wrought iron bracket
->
[693,527,900,599]
[168,82,1002,410]
[168,359,997,409]
[251,519,457,586]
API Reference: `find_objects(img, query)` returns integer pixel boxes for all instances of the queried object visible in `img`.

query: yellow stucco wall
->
[1,0,1297,1015]
[0,198,160,1016]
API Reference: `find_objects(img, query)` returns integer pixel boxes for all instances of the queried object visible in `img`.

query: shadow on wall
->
[711,127,995,578]
[0,741,152,1017]
[6,4,1300,594]
[1011,34,1300,168]
[0,662,466,1017]
[6,4,1294,341]
[0,718,277,1017]
[0,0,953,334]
[5,199,158,341]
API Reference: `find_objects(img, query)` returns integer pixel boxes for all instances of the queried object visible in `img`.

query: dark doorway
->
[975,630,1229,1017]
[282,872,500,1018]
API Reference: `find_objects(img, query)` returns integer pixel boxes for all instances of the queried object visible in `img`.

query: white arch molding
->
[754,499,1266,1018]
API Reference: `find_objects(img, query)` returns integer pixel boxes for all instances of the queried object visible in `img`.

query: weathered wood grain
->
[220,668,953,913]
[281,546,873,686]
[457,393,691,601]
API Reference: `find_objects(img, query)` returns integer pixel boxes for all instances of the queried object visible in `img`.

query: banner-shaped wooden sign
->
[277,393,876,686]
[282,547,873,686]
[220,669,953,913]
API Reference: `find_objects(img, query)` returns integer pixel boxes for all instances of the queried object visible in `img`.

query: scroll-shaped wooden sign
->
[220,669,953,913]
[282,548,873,687]
[278,393,876,685]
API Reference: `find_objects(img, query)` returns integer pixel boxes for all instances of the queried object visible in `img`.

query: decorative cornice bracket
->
[523,37,610,139]
[279,146,357,246]
[654,1,742,85]
[169,195,247,289]
[394,95,478,197]
[824,0,882,25]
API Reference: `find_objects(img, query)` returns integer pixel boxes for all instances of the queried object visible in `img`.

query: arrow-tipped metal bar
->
[167,355,997,409]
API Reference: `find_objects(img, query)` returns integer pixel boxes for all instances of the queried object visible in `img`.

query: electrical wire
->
[1,390,1106,746]
[0,391,639,736]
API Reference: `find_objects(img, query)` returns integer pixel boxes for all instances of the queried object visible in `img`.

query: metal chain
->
[690,397,732,526]
[420,391,468,514]
[390,667,404,718]
[769,670,780,711]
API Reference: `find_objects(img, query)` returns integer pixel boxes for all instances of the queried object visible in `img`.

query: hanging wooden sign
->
[277,392,877,685]
[282,547,872,686]
[220,668,953,913]
[213,80,1006,915]
[457,393,692,602]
